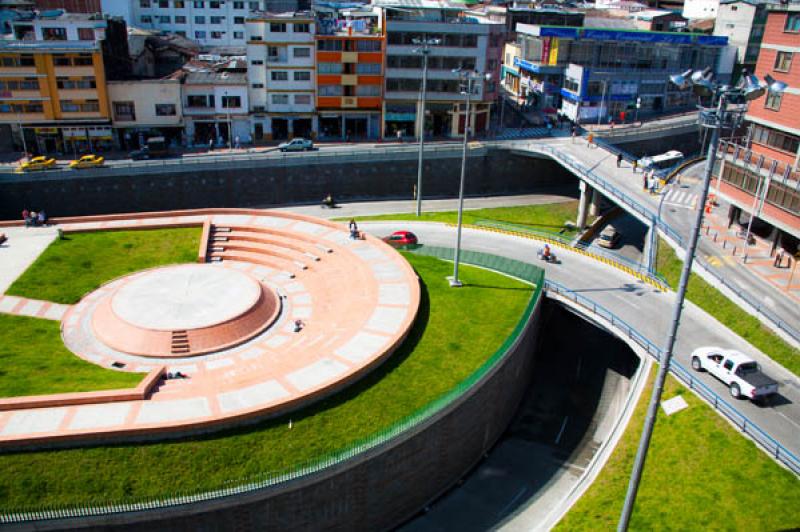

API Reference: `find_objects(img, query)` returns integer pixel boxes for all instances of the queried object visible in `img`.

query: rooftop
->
[184,70,247,85]
[518,23,728,45]
[0,39,99,51]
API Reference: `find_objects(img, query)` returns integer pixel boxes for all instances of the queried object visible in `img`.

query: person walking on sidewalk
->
[775,249,785,268]
[617,152,623,168]
[632,159,638,173]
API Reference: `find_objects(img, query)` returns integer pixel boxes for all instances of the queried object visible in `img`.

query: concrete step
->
[211,236,229,242]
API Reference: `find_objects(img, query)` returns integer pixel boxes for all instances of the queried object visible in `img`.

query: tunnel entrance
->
[400,299,641,531]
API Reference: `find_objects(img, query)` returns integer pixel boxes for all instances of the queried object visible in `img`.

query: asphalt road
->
[360,221,800,459]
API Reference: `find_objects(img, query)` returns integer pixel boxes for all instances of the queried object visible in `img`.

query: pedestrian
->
[616,152,623,168]
[208,137,214,152]
[349,218,359,239]
[775,249,785,268]
[642,172,648,191]
[587,132,594,147]
[632,159,638,173]
[571,125,577,143]
[234,135,241,150]
[396,129,403,142]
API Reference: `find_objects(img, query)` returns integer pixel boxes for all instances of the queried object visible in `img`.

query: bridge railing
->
[544,279,800,476]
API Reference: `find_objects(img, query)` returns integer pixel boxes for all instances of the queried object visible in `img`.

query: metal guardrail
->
[591,113,699,140]
[0,250,544,524]
[545,279,800,476]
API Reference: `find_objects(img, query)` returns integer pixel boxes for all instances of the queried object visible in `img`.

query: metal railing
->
[545,279,800,476]
[0,250,544,524]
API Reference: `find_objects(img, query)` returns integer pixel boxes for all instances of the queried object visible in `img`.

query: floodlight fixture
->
[764,74,788,94]
[669,69,692,90]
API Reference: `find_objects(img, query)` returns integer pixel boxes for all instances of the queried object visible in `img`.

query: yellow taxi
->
[19,156,57,172]
[69,154,105,169]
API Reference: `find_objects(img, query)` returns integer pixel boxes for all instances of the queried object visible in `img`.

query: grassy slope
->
[657,239,799,375]
[0,314,143,397]
[556,370,800,531]
[6,228,201,304]
[342,201,582,238]
[0,254,532,510]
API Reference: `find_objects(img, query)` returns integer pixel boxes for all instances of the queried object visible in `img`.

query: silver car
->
[278,138,314,152]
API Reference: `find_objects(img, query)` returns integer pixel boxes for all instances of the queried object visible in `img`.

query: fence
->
[544,279,800,476]
[0,250,544,524]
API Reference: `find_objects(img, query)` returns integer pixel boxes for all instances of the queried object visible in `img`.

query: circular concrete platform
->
[111,264,261,331]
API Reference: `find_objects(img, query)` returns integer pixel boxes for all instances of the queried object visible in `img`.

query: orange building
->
[315,5,384,139]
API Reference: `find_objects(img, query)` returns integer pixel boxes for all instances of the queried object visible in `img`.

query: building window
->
[271,71,288,81]
[210,16,224,24]
[60,100,80,113]
[159,15,170,23]
[54,56,71,66]
[751,124,800,154]
[56,77,96,89]
[140,0,150,7]
[293,47,311,58]
[210,0,220,7]
[234,16,245,24]
[267,46,279,59]
[194,1,204,8]
[251,59,264,65]
[174,1,185,7]
[222,95,241,108]
[175,15,186,23]
[270,23,287,32]
[318,62,342,74]
[187,94,211,107]
[293,71,311,81]
[271,94,289,104]
[176,30,186,36]
[195,16,205,24]
[73,55,93,66]
[195,30,206,39]
[233,1,244,8]
[251,83,264,88]
[158,0,168,7]
[355,85,379,96]
[1,55,34,67]
[774,51,793,72]
[764,90,782,111]
[356,40,380,52]
[250,35,263,41]
[249,1,258,9]
[293,23,310,33]
[77,27,94,40]
[294,94,311,105]
[319,85,343,96]
[210,31,224,39]
[355,63,380,74]
[155,103,176,116]
[317,40,342,51]
[42,27,67,40]
[234,31,244,39]
[785,13,800,32]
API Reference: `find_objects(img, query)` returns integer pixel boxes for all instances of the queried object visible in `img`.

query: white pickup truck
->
[691,347,778,402]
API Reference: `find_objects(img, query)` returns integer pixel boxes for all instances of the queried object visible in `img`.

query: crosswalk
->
[661,189,698,209]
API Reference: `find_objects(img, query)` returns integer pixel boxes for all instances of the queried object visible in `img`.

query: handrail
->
[544,279,800,476]
[0,249,544,524]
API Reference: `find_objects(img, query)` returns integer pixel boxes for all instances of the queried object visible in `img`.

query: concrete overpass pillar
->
[589,188,601,217]
[577,181,591,229]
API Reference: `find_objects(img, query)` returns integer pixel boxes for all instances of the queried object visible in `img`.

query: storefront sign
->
[34,127,57,134]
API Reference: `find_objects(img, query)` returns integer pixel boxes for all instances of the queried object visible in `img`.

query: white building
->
[123,0,268,49]
[683,0,720,20]
[182,68,250,146]
[108,78,184,149]
[246,11,315,141]
[10,10,107,41]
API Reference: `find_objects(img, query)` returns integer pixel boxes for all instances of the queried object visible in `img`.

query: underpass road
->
[362,221,800,457]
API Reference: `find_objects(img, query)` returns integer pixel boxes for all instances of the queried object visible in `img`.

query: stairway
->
[171,330,190,355]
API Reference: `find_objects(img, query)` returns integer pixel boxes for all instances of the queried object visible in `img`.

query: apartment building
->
[513,24,731,124]
[117,0,267,49]
[715,3,800,248]
[246,10,315,140]
[713,0,768,75]
[0,12,112,154]
[379,0,504,139]
[182,60,249,145]
[108,78,184,149]
[314,2,384,140]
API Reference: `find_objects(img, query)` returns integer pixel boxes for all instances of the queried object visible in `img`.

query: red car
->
[383,230,418,247]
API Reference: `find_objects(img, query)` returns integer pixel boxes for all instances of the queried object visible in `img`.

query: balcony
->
[718,139,800,187]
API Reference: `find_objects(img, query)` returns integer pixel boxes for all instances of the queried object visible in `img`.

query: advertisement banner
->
[548,38,559,66]
[541,37,551,63]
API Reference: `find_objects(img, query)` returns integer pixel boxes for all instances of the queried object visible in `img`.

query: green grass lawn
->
[0,314,143,397]
[341,201,582,239]
[0,253,533,510]
[556,369,800,531]
[6,228,201,304]
[656,239,800,375]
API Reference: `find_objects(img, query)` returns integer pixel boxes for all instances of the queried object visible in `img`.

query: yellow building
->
[0,40,112,154]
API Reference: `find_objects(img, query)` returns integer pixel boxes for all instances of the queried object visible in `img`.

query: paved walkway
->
[0,225,58,294]
[0,295,68,321]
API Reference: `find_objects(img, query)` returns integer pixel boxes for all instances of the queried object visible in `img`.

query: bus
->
[637,150,684,171]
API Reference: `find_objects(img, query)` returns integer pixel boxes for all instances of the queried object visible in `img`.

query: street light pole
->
[619,67,785,530]
[648,181,674,273]
[16,114,28,159]
[597,79,608,126]
[413,37,439,217]
[450,69,490,288]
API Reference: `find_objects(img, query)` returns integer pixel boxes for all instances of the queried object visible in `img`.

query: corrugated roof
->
[184,70,247,85]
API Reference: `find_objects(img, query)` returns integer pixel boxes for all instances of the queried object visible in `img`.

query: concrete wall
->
[24,280,544,532]
[0,149,575,219]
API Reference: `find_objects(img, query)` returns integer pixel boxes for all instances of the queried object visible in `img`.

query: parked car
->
[383,231,418,247]
[19,156,56,172]
[129,137,170,160]
[597,225,621,249]
[69,154,104,169]
[691,347,778,402]
[278,138,314,152]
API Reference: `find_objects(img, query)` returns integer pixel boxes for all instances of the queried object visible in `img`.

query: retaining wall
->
[0,150,574,220]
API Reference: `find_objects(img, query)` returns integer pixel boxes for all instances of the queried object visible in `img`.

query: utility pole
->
[412,37,440,217]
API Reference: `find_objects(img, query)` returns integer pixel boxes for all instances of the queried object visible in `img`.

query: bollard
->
[713,233,718,242]
[705,226,710,235]
[723,240,727,249]
[743,254,748,264]
[732,246,736,256]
